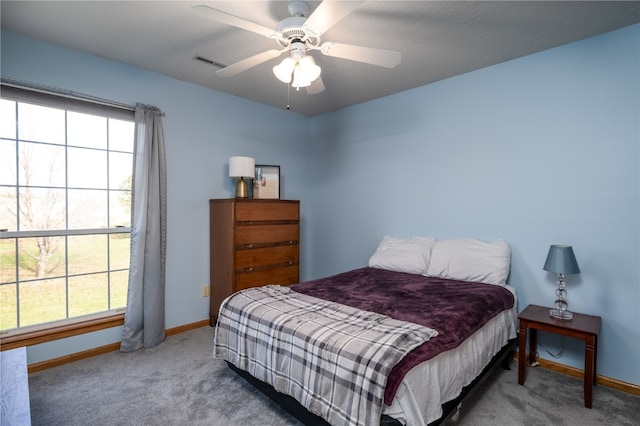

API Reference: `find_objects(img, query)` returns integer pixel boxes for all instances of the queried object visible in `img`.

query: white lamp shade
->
[229,156,255,178]
[292,57,321,88]
[299,56,321,81]
[273,57,296,83]
[292,66,312,88]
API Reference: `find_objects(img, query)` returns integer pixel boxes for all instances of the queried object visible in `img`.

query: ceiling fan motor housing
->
[275,2,320,49]
[276,17,307,40]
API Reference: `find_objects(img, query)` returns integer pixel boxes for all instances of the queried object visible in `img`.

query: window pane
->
[69,273,108,317]
[0,283,17,330]
[68,111,107,149]
[109,151,133,190]
[20,278,67,326]
[109,234,130,270]
[109,119,134,152]
[0,187,17,232]
[68,235,107,275]
[109,190,131,228]
[68,147,107,189]
[0,99,16,139]
[18,236,66,280]
[18,103,65,145]
[0,139,17,185]
[110,270,128,309]
[68,189,107,229]
[0,239,17,283]
[18,141,65,187]
[18,187,66,231]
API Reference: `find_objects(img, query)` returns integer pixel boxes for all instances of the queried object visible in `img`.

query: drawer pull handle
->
[244,267,253,272]
[289,240,293,244]
[245,243,254,248]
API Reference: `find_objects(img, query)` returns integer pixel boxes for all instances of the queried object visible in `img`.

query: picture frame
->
[253,165,280,199]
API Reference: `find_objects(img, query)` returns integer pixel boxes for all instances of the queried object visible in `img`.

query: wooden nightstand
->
[517,304,601,408]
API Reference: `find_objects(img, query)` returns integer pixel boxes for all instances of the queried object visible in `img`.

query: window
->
[0,85,135,334]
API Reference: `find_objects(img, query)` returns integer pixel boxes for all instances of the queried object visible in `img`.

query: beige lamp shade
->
[229,156,255,198]
[229,156,255,178]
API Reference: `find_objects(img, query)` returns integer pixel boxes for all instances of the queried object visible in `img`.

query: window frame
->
[0,83,135,345]
[0,310,125,351]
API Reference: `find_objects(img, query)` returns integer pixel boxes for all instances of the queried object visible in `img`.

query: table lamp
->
[543,244,580,320]
[229,156,255,198]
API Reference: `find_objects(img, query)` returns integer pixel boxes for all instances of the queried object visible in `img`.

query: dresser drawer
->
[235,265,299,291]
[235,224,298,246]
[235,202,299,222]
[235,245,298,271]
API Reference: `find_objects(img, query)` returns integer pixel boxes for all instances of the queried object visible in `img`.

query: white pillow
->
[426,239,511,285]
[368,236,436,275]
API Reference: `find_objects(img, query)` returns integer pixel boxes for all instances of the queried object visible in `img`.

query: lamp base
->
[235,178,249,198]
[550,308,573,320]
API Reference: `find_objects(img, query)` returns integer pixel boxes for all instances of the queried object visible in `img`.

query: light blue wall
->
[2,23,639,387]
[1,30,312,363]
[309,24,640,385]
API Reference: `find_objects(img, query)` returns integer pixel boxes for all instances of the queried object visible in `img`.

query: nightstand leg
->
[518,322,527,385]
[529,328,538,365]
[584,335,596,408]
[593,335,598,385]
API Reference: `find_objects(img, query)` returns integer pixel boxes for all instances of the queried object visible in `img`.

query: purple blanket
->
[291,267,515,405]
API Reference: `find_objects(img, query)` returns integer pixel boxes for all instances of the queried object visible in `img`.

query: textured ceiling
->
[2,1,639,116]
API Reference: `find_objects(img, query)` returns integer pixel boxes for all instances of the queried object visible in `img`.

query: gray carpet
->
[28,326,639,426]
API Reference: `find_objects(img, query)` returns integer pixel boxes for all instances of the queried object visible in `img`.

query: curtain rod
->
[1,76,135,112]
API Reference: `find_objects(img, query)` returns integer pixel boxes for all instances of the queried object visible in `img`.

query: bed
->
[213,237,517,426]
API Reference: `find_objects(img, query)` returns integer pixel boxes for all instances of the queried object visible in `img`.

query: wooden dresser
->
[209,199,300,325]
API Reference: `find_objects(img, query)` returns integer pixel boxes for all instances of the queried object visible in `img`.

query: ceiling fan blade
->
[216,49,284,77]
[303,0,365,37]
[191,5,277,38]
[319,42,401,68]
[307,76,325,95]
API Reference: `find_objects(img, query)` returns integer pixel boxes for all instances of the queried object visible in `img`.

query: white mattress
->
[383,285,518,425]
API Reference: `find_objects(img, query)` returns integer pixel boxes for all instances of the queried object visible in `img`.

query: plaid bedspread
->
[213,285,438,426]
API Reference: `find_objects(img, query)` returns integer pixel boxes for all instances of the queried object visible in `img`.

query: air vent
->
[194,56,226,69]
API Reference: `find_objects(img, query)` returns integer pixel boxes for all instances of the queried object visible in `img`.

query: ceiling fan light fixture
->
[274,53,321,89]
[273,56,296,83]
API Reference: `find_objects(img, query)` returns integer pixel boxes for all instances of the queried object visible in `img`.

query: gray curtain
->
[121,103,167,352]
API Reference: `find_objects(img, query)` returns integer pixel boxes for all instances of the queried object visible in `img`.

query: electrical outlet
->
[202,285,210,297]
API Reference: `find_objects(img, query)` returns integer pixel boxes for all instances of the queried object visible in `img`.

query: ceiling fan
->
[192,1,401,94]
